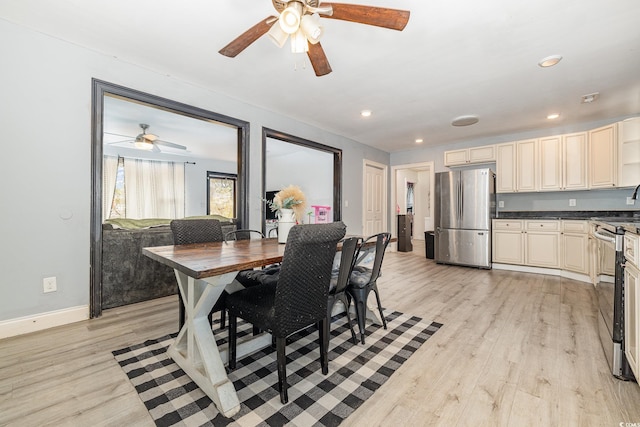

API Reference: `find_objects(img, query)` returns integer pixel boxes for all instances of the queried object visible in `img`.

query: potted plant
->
[267,185,307,243]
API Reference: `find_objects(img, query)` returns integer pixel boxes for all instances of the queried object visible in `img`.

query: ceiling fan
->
[105,123,187,152]
[218,0,410,76]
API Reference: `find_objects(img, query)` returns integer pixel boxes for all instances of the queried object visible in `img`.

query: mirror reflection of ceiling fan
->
[105,123,187,152]
[219,0,410,76]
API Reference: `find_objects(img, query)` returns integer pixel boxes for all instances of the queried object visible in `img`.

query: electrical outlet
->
[498,201,505,208]
[43,276,57,293]
[569,199,576,207]
[627,197,636,206]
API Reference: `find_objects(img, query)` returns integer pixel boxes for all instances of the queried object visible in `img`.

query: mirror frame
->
[90,79,250,318]
[261,127,342,233]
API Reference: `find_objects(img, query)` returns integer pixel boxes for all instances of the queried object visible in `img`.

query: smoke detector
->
[451,115,479,127]
[581,92,599,103]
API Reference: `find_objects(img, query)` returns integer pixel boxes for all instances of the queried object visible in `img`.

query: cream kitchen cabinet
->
[561,220,589,274]
[492,220,524,264]
[589,123,617,188]
[538,133,588,191]
[495,139,537,193]
[525,220,561,268]
[444,144,496,167]
[618,117,640,188]
[624,232,639,383]
[493,219,561,268]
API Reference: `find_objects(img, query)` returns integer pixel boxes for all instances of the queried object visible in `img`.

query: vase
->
[277,208,296,244]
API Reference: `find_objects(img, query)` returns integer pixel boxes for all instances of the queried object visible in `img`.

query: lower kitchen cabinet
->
[625,232,639,383]
[562,220,590,274]
[493,219,593,274]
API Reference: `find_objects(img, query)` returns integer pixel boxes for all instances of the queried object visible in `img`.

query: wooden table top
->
[143,238,286,279]
[143,235,395,280]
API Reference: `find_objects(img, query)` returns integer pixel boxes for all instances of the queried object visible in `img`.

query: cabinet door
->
[624,265,639,380]
[492,230,524,264]
[589,124,617,188]
[469,145,496,163]
[517,139,537,192]
[539,136,562,191]
[496,143,516,193]
[562,233,589,274]
[563,132,588,190]
[444,149,468,166]
[526,231,560,268]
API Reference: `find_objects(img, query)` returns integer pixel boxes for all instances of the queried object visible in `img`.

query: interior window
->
[208,171,237,218]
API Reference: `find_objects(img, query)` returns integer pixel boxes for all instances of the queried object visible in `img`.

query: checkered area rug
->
[113,311,442,427]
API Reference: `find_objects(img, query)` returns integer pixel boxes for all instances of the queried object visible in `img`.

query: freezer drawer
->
[435,228,491,268]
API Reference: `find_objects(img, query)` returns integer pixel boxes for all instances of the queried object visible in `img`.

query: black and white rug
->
[113,311,442,427]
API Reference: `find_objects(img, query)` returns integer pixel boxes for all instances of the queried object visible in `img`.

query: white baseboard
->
[0,305,89,339]
[492,263,592,284]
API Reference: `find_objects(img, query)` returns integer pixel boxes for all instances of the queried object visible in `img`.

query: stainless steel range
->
[592,218,639,380]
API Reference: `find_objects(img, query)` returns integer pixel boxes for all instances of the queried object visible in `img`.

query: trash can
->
[425,231,434,259]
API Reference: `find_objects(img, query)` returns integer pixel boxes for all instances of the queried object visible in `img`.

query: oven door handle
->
[594,230,616,244]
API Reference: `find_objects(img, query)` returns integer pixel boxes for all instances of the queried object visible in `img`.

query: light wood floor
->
[2,246,640,426]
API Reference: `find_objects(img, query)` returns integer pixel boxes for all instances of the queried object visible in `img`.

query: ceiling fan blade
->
[219,16,278,57]
[307,42,332,77]
[155,140,187,150]
[321,3,410,31]
[106,139,133,145]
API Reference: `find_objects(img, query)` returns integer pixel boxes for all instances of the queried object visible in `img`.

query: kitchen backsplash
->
[496,188,638,213]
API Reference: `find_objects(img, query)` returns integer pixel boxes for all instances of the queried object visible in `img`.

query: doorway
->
[391,161,435,252]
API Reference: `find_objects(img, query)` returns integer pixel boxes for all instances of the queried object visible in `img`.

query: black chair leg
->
[228,315,237,370]
[350,287,369,344]
[220,310,226,329]
[178,294,185,330]
[371,283,387,329]
[339,294,358,344]
[276,337,288,404]
[318,319,328,375]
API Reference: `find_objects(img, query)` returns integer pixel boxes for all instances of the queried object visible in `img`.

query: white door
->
[364,161,386,236]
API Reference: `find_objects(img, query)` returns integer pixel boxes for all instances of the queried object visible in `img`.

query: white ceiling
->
[2,0,639,153]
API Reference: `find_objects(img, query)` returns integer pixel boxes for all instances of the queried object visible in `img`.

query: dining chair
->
[347,232,391,344]
[326,236,362,347]
[226,221,346,404]
[170,219,224,329]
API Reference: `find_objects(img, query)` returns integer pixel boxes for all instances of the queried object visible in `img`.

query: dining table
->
[142,236,388,417]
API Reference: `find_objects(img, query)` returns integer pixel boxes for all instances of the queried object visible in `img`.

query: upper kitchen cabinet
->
[516,139,537,192]
[618,117,640,188]
[538,132,588,191]
[495,139,536,193]
[444,144,495,167]
[589,123,617,188]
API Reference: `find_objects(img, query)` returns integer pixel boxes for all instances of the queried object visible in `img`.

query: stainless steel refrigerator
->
[434,168,496,268]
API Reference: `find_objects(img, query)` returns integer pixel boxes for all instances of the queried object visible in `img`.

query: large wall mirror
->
[90,79,249,317]
[262,128,341,235]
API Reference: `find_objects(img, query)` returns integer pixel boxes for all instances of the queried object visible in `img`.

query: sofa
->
[101,216,236,309]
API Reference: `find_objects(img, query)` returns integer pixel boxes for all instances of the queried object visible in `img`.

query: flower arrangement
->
[267,185,307,221]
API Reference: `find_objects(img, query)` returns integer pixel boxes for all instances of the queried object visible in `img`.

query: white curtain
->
[124,158,185,219]
[102,156,119,220]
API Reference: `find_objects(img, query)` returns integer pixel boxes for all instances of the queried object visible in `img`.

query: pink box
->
[312,205,331,224]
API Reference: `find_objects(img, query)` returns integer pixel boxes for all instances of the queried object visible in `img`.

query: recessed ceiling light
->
[451,115,479,127]
[547,113,560,120]
[581,92,599,103]
[415,138,424,144]
[538,55,563,67]
[360,110,372,118]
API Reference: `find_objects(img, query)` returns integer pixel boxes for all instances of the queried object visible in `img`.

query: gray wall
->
[0,19,389,322]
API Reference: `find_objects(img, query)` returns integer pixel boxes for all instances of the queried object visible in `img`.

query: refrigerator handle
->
[459,178,463,220]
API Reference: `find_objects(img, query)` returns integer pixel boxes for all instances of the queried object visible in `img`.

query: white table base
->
[169,271,272,418]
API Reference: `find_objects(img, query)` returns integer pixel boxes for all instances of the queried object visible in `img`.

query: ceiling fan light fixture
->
[279,1,303,34]
[290,28,309,53]
[267,21,289,48]
[134,140,154,150]
[300,13,323,44]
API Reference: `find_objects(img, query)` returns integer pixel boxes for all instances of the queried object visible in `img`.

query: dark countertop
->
[497,210,640,220]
